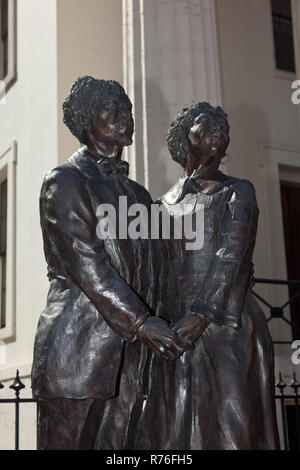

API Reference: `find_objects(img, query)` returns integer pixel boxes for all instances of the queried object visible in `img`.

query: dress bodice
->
[158,176,258,328]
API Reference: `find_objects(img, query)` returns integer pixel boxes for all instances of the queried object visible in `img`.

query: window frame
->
[271,0,296,74]
[0,179,7,329]
[0,141,16,341]
[0,0,16,100]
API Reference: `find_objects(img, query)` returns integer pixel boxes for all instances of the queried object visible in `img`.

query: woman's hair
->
[62,76,130,145]
[167,102,228,167]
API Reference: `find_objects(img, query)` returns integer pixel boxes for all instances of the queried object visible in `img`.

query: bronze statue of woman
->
[133,102,280,450]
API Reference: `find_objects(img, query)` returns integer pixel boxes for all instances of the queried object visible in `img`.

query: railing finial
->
[276,371,287,391]
[9,370,25,397]
[290,372,300,392]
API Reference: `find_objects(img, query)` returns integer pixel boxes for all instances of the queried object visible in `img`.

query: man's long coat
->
[31,147,157,399]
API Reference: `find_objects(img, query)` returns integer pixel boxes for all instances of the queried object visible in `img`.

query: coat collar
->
[67,146,129,180]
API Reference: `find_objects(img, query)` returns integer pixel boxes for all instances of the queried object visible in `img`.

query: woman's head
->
[167,102,229,168]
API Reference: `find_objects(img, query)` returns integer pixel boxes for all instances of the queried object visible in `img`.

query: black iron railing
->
[3,370,299,450]
[252,278,300,344]
[275,372,300,450]
[0,370,36,450]
[252,278,300,449]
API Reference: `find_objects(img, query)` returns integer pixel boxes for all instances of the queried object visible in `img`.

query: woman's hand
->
[137,316,192,360]
[172,314,209,344]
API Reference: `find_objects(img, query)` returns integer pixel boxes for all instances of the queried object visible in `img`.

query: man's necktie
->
[96,158,129,177]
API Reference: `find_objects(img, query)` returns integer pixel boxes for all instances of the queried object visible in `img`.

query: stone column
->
[122,0,223,198]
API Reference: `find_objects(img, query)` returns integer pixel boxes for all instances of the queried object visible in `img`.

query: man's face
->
[90,92,134,147]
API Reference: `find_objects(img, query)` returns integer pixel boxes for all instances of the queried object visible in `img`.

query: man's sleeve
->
[191,179,259,330]
[40,167,150,341]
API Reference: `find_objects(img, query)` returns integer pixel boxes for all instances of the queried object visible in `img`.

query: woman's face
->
[188,112,230,160]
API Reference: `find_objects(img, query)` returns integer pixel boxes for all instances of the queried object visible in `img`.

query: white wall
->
[123,0,222,199]
[57,0,123,164]
[0,0,58,450]
[215,0,300,352]
[0,0,57,374]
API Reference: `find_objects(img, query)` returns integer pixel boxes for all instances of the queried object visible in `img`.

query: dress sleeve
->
[191,179,259,329]
[40,167,150,341]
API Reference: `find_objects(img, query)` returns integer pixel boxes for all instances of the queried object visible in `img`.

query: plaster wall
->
[215,0,300,354]
[0,0,58,450]
[57,0,123,164]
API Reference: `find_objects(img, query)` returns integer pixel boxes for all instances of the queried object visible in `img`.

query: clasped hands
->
[137,314,209,361]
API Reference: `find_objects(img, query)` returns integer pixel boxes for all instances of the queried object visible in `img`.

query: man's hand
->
[137,317,192,360]
[172,314,209,344]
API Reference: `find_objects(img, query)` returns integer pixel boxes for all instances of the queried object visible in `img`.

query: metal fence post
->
[9,369,25,451]
[290,373,300,450]
[276,372,288,450]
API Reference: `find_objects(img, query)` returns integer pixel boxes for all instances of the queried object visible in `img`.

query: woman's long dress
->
[132,175,280,450]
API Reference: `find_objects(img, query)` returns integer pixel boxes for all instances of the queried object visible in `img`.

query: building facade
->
[0,0,299,449]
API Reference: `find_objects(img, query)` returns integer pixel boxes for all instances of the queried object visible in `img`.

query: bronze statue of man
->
[31,76,189,450]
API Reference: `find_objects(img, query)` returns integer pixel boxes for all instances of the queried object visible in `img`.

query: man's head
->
[62,76,134,148]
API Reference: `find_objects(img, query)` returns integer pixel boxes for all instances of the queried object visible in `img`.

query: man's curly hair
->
[62,76,131,145]
[167,102,229,168]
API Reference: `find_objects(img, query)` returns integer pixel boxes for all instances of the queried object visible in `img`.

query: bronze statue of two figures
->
[31,77,280,450]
